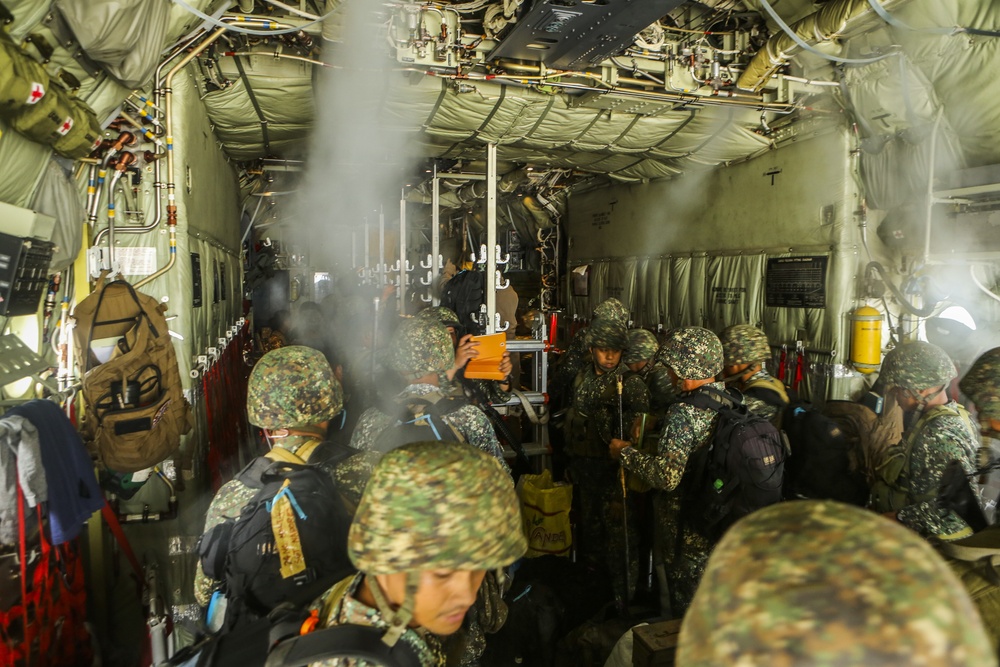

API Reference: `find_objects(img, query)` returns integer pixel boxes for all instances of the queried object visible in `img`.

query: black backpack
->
[440,270,485,335]
[198,442,356,630]
[781,402,870,506]
[679,386,786,542]
[372,392,469,452]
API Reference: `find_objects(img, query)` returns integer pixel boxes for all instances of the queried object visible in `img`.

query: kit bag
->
[72,276,191,472]
[372,391,468,453]
[679,386,786,542]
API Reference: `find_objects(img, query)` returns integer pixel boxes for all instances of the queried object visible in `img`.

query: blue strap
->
[267,487,308,520]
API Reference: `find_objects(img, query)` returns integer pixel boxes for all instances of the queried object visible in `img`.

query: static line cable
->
[865,0,965,35]
[757,0,899,65]
[171,0,333,36]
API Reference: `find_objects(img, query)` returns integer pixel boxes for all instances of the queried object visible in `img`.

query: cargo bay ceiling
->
[3,0,1000,212]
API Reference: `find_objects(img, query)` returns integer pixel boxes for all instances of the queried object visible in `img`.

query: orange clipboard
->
[464,333,507,380]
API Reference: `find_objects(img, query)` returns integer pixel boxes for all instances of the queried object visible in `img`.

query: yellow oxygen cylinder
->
[850,305,882,373]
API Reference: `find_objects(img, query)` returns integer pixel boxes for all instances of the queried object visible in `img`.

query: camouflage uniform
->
[961,347,1000,431]
[307,441,527,667]
[879,342,981,541]
[565,318,649,609]
[720,324,787,426]
[677,500,996,667]
[193,347,375,608]
[551,298,629,407]
[624,329,676,414]
[419,307,512,406]
[619,327,723,616]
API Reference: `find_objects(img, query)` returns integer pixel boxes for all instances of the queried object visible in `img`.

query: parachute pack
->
[372,391,468,452]
[679,386,786,542]
[198,441,356,630]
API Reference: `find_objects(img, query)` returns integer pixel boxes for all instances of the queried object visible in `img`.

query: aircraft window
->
[2,315,38,397]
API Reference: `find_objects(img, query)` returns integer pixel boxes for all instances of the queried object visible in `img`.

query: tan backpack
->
[72,276,191,472]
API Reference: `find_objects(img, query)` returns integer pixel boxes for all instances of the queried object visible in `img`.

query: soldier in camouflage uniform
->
[677,500,996,667]
[961,347,1000,438]
[624,328,676,416]
[349,316,509,472]
[565,317,649,612]
[416,306,513,406]
[719,324,788,426]
[307,441,527,667]
[610,327,724,617]
[873,342,981,542]
[194,346,376,609]
[551,298,629,408]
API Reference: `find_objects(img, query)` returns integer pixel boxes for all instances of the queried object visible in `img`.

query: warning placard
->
[765,256,828,308]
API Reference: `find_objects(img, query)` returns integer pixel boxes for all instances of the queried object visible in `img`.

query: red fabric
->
[1,474,92,666]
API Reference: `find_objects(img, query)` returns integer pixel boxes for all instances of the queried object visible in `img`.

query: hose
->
[866,261,939,317]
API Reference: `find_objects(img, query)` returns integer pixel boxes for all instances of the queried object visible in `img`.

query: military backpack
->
[870,402,977,514]
[679,386,786,542]
[198,441,356,631]
[372,390,468,452]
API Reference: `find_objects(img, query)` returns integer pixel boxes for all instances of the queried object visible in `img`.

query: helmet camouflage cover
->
[387,317,455,378]
[678,500,995,667]
[416,306,462,330]
[348,441,526,574]
[719,324,771,366]
[660,326,723,380]
[880,341,956,393]
[246,345,343,429]
[623,329,659,365]
[593,298,628,324]
[960,347,1000,423]
[587,317,629,351]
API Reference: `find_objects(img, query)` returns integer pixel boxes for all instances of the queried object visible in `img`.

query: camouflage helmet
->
[880,341,956,393]
[960,347,1000,423]
[387,317,455,378]
[348,441,526,574]
[660,327,723,380]
[623,329,659,365]
[587,317,629,351]
[593,298,629,324]
[720,324,771,366]
[416,306,462,330]
[246,346,344,429]
[678,500,995,667]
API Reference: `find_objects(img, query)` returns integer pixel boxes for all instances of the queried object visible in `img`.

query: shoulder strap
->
[743,377,789,407]
[265,447,307,465]
[681,385,740,413]
[265,623,423,667]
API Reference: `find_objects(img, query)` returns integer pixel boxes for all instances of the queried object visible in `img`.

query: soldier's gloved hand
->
[609,438,631,460]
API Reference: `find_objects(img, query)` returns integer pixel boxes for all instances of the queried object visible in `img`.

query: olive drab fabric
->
[623,329,658,365]
[72,276,191,472]
[961,347,1000,424]
[246,346,343,429]
[348,441,526,574]
[719,324,771,366]
[660,326,724,380]
[678,501,996,667]
[880,341,957,394]
[387,318,455,379]
[0,31,102,158]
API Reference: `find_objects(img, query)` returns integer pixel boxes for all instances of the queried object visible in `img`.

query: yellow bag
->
[517,470,573,557]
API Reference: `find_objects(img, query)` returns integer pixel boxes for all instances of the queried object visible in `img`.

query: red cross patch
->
[57,116,73,136]
[26,82,45,105]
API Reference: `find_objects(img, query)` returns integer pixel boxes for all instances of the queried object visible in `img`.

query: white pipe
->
[971,265,1000,305]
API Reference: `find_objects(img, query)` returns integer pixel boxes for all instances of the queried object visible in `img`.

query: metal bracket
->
[495,270,510,290]
[495,313,510,332]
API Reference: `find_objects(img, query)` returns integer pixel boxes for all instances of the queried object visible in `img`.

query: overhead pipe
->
[105,152,136,265]
[136,25,228,289]
[737,0,905,91]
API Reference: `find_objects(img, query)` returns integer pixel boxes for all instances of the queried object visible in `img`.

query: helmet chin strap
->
[368,572,419,647]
